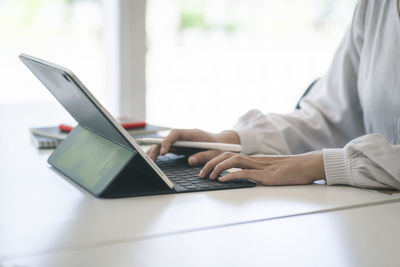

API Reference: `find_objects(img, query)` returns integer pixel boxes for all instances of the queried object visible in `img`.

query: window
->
[2,0,357,132]
[146,0,356,132]
[0,0,104,105]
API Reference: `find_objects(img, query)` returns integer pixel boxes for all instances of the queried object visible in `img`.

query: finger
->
[160,129,183,155]
[147,145,161,161]
[219,169,261,183]
[146,144,155,157]
[188,150,222,166]
[199,152,236,178]
[161,128,214,155]
[208,155,264,180]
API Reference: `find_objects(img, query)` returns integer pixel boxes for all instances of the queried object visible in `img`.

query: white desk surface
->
[4,200,400,267]
[1,103,399,264]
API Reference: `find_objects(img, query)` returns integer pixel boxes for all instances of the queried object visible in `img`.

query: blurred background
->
[0,0,356,132]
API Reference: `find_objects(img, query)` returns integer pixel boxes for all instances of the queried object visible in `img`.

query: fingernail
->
[189,156,199,166]
[210,171,215,179]
[199,169,204,178]
[219,177,226,182]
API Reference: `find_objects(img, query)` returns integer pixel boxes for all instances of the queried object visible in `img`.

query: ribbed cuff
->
[233,128,261,155]
[323,148,352,186]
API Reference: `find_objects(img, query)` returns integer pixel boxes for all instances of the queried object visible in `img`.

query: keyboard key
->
[179,182,193,186]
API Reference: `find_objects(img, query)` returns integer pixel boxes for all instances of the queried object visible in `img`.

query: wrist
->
[215,130,241,144]
[303,151,326,182]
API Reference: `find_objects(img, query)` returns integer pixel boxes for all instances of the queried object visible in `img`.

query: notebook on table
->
[20,53,256,198]
[30,125,169,149]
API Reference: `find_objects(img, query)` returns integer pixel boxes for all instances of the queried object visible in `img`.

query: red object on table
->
[59,122,146,133]
[59,124,74,132]
[120,121,146,129]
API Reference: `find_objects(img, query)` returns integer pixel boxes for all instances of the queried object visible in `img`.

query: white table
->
[1,103,399,265]
[4,200,400,267]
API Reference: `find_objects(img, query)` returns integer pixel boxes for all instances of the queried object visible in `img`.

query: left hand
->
[199,151,326,185]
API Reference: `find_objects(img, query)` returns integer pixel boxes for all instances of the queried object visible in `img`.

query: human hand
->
[199,151,326,185]
[146,129,240,166]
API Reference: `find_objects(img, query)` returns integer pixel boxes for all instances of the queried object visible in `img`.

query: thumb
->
[188,150,222,166]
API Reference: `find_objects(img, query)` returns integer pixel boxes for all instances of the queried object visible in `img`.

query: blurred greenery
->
[1,0,98,28]
[180,11,238,32]
[19,0,46,26]
[181,11,206,29]
[180,1,239,33]
[179,0,356,34]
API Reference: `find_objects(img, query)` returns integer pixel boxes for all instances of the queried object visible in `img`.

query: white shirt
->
[233,0,400,190]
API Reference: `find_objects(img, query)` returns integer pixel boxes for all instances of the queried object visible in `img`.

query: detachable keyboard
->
[156,154,256,192]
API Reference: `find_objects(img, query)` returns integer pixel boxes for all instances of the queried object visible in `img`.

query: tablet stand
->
[48,125,172,198]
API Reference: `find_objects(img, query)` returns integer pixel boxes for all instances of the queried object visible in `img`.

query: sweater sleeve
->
[233,0,367,155]
[324,134,400,190]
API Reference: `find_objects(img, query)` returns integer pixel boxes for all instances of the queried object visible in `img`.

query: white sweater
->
[233,0,400,190]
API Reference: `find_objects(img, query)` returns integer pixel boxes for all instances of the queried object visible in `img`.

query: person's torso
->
[358,0,400,144]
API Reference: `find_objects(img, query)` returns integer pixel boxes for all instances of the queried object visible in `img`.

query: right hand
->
[146,129,240,166]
